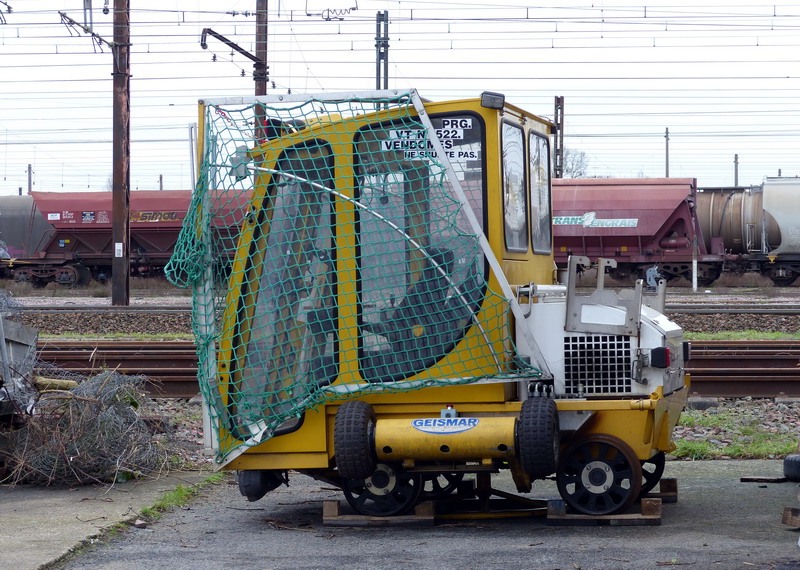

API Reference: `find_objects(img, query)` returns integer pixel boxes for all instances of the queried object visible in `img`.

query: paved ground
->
[0,470,211,570]
[2,460,798,570]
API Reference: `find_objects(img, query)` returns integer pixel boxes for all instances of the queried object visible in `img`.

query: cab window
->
[354,114,486,382]
[242,142,339,393]
[529,132,552,254]
[502,122,528,252]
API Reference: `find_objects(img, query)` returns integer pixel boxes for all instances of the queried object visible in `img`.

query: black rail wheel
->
[343,463,423,517]
[639,451,666,497]
[54,265,80,288]
[422,472,465,499]
[771,276,797,287]
[517,397,559,480]
[556,434,643,516]
[334,400,376,480]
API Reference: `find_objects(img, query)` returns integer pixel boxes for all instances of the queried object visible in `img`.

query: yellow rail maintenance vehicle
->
[167,90,689,518]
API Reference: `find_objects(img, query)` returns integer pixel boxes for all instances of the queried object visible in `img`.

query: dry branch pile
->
[1,371,175,486]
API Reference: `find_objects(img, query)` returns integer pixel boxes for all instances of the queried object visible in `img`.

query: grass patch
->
[673,440,719,460]
[677,409,737,429]
[138,474,222,520]
[673,437,797,460]
[673,403,800,459]
[684,330,800,341]
[139,472,226,521]
[1,276,190,297]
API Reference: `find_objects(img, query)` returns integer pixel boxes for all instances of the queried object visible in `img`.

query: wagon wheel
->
[422,472,465,499]
[556,434,642,516]
[770,276,797,287]
[54,265,80,288]
[343,463,423,517]
[13,268,45,288]
[639,451,666,497]
[695,269,721,287]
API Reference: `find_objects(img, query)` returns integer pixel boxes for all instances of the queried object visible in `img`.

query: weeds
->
[684,330,800,341]
[0,276,189,297]
[673,403,800,460]
[138,473,226,521]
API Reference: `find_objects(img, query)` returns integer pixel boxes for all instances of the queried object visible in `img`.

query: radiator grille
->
[563,335,632,395]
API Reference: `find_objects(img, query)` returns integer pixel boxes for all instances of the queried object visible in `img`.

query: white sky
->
[2,0,800,194]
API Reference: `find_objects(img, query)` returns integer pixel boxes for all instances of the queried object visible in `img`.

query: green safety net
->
[166,92,536,462]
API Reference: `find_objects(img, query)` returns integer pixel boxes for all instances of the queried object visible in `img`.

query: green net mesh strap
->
[165,91,541,462]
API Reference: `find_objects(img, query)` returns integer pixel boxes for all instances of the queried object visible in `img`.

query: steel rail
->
[686,340,800,397]
[36,340,198,398]
[19,305,191,314]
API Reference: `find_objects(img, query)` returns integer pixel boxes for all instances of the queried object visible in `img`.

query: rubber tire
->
[784,453,800,482]
[334,400,377,480]
[238,470,285,502]
[517,397,560,480]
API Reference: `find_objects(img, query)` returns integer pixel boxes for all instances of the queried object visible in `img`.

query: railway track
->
[685,340,800,398]
[34,339,800,399]
[36,340,199,398]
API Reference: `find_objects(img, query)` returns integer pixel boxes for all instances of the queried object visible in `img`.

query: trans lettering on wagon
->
[411,417,480,435]
[552,211,638,228]
[383,118,478,162]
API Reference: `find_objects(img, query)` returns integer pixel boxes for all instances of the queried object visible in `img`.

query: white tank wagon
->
[696,177,800,286]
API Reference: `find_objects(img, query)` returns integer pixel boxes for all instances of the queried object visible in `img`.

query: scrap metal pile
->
[0,292,178,486]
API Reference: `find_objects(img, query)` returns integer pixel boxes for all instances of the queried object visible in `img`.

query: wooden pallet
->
[323,500,435,527]
[322,478,678,527]
[643,477,678,503]
[547,497,662,526]
[782,507,800,527]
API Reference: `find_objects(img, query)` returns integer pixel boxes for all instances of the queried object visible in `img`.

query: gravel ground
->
[10,286,800,335]
[670,312,800,334]
[15,309,800,336]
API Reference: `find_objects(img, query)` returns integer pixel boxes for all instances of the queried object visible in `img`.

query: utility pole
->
[255,0,268,141]
[58,4,130,303]
[27,164,32,193]
[734,154,739,186]
[553,96,565,178]
[664,128,669,178]
[375,11,388,90]
[111,0,131,306]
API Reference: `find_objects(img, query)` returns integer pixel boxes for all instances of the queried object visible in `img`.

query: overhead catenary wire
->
[3,1,800,192]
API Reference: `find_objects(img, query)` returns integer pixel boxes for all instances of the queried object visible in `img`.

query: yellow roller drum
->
[374,416,517,463]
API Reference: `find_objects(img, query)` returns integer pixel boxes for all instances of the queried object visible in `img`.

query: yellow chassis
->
[224,374,689,472]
